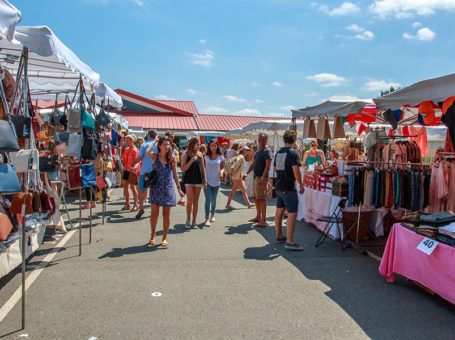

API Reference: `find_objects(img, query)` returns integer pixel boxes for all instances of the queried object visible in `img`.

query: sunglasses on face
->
[311,144,317,147]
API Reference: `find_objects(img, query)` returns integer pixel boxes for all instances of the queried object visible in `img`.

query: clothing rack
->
[376,135,418,139]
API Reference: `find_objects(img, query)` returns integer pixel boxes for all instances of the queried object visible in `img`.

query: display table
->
[297,185,345,240]
[379,223,455,305]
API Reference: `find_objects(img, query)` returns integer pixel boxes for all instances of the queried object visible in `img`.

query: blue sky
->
[12,0,455,117]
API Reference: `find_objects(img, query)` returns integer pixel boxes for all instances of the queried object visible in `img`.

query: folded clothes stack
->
[419,211,455,225]
[404,214,455,247]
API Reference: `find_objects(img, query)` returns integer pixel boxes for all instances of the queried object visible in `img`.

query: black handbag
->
[0,118,20,152]
[81,136,98,160]
[4,116,31,138]
[96,110,111,126]
[143,168,157,188]
[39,155,59,172]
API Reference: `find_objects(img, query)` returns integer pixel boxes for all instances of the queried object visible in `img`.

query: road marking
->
[0,226,78,323]
[152,292,162,297]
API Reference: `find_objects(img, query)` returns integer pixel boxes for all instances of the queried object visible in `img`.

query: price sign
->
[417,237,439,255]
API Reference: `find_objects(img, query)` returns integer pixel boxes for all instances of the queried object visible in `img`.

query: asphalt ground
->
[0,184,454,339]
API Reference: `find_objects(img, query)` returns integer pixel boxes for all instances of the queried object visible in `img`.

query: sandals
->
[161,239,168,247]
[131,205,139,212]
[121,204,131,211]
[149,235,156,246]
[248,218,260,223]
[81,204,90,210]
[248,204,255,209]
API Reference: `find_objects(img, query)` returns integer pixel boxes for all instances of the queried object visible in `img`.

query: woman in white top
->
[203,139,224,227]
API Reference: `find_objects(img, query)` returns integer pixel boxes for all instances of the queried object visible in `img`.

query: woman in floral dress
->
[146,137,184,247]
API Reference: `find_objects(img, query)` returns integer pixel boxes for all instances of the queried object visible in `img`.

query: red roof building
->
[112,89,290,133]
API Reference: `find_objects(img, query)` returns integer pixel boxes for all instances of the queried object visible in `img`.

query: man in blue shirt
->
[132,129,158,219]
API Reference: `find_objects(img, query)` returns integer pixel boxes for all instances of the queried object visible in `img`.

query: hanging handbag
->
[0,118,20,152]
[81,136,98,160]
[0,163,21,193]
[68,165,82,189]
[333,115,346,139]
[67,133,82,158]
[10,149,39,173]
[128,171,138,185]
[110,128,118,147]
[81,163,96,188]
[96,176,107,190]
[81,107,95,131]
[10,192,33,215]
[1,67,15,102]
[67,108,81,133]
[39,155,59,173]
[40,190,54,214]
[4,116,31,138]
[96,110,111,127]
[303,117,317,139]
[30,190,40,213]
[0,204,13,241]
[31,117,40,138]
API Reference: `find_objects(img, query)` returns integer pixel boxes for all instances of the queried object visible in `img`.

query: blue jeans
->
[204,184,219,218]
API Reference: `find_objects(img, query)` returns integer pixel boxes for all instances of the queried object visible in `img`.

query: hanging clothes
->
[409,126,428,156]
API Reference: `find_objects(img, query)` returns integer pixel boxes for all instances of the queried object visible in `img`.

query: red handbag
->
[10,192,33,215]
[96,176,107,190]
[40,191,54,214]
[68,165,82,189]
[31,117,40,139]
[0,204,13,241]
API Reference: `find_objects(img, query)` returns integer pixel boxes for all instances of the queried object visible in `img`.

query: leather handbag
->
[31,190,40,212]
[128,171,138,185]
[67,134,82,158]
[68,165,82,189]
[39,156,59,173]
[10,192,33,215]
[96,110,111,127]
[96,176,107,190]
[0,163,21,193]
[0,118,20,152]
[303,117,317,139]
[1,66,15,102]
[67,108,81,133]
[10,149,39,173]
[81,107,95,131]
[81,163,96,188]
[0,204,13,241]
[4,116,31,138]
[31,117,40,138]
[40,190,54,213]
[333,115,345,139]
[81,137,98,160]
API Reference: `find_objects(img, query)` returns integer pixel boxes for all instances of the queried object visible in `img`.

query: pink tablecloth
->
[379,223,455,305]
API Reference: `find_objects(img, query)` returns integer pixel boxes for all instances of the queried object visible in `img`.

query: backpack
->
[224,155,239,175]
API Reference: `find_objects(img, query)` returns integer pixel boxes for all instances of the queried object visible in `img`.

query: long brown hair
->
[206,139,222,158]
[186,137,201,158]
[157,137,174,166]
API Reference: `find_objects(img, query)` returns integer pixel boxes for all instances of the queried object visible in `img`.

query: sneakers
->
[191,221,198,229]
[204,219,211,227]
[185,220,191,230]
[285,242,304,251]
[210,215,216,223]
[135,208,145,219]
[276,237,287,244]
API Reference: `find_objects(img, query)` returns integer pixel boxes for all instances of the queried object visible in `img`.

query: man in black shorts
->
[273,130,305,251]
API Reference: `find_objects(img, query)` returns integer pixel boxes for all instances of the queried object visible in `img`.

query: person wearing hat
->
[226,146,254,210]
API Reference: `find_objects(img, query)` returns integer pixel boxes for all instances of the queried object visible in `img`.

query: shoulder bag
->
[143,157,157,188]
[67,108,81,133]
[81,163,97,188]
[0,118,20,152]
[0,163,21,193]
[81,107,95,131]
[67,134,82,158]
[10,149,39,173]
[0,204,13,241]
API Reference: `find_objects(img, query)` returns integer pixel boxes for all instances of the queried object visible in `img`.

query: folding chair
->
[315,198,347,249]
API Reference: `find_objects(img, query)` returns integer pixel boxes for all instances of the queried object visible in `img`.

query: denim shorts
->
[138,175,146,191]
[275,190,299,213]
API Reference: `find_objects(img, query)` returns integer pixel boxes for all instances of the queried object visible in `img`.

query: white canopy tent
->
[0,0,21,41]
[374,73,455,111]
[188,131,226,138]
[241,119,304,134]
[292,99,374,118]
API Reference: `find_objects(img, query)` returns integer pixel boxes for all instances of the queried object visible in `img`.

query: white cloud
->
[328,95,362,101]
[403,27,435,41]
[132,0,144,6]
[305,91,319,97]
[272,81,283,87]
[223,95,247,103]
[234,108,261,116]
[280,105,296,111]
[185,49,214,67]
[362,79,401,91]
[250,81,260,87]
[255,99,264,103]
[306,73,347,87]
[154,94,175,100]
[345,24,375,40]
[202,106,229,114]
[199,39,207,44]
[413,21,422,28]
[267,112,286,117]
[186,88,196,95]
[370,0,455,19]
[319,2,360,16]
